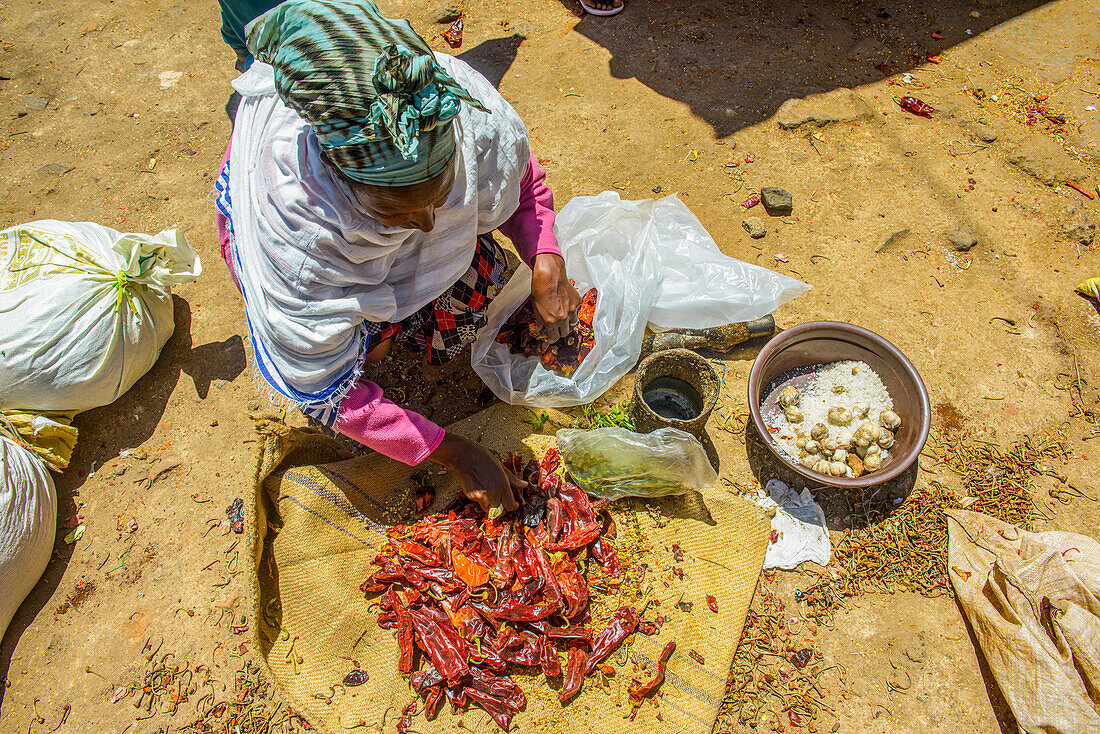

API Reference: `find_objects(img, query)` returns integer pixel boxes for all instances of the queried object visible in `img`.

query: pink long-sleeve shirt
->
[333,154,560,464]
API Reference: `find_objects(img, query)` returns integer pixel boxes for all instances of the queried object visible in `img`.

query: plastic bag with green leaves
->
[556,426,717,501]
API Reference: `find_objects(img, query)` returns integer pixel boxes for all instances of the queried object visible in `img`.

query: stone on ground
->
[945,225,978,252]
[760,187,793,214]
[742,217,767,239]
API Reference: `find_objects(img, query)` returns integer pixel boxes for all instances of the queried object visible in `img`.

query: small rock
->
[945,225,977,251]
[35,163,73,176]
[209,419,219,427]
[775,88,878,129]
[742,217,767,239]
[876,228,910,253]
[760,187,793,214]
[961,118,997,143]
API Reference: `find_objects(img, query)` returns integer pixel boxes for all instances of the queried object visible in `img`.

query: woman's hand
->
[428,433,524,515]
[530,253,581,342]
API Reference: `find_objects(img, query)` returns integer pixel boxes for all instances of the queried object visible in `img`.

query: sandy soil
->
[1,0,1098,732]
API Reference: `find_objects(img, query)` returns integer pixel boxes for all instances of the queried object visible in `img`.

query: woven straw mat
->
[245,404,768,734]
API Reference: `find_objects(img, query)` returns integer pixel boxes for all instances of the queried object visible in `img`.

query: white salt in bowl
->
[747,321,931,488]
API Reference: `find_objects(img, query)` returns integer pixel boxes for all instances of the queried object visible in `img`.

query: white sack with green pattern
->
[0,220,201,412]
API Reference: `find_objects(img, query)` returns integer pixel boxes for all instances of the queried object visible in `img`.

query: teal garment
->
[245,0,488,186]
[219,0,283,58]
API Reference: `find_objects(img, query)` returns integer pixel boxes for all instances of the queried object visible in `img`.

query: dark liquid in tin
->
[642,377,703,421]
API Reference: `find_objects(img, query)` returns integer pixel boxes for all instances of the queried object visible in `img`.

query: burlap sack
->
[946,509,1100,734]
[246,404,769,733]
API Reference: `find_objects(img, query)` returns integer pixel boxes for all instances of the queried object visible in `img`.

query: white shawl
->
[227,54,530,406]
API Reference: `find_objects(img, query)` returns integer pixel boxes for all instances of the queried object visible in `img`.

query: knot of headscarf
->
[368,44,475,159]
[244,0,488,186]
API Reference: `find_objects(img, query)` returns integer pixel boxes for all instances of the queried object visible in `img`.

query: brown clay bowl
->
[747,321,931,488]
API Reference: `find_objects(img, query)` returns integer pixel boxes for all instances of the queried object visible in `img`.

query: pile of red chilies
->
[361,448,669,731]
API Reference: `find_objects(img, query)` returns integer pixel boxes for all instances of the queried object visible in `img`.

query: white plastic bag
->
[0,220,201,412]
[556,426,717,500]
[0,436,56,641]
[748,479,831,570]
[472,193,809,406]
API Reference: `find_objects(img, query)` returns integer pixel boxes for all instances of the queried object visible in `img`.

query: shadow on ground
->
[559,0,1051,137]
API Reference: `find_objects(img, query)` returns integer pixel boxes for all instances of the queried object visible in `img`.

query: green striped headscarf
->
[245,0,488,186]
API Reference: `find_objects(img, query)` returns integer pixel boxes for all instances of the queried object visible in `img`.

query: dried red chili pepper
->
[671,542,684,562]
[396,539,443,567]
[397,700,417,734]
[550,554,589,620]
[741,194,760,209]
[590,537,621,578]
[542,521,602,551]
[342,669,369,687]
[544,496,565,545]
[688,649,704,665]
[405,608,469,684]
[627,640,676,718]
[559,647,588,702]
[493,598,559,621]
[452,551,491,588]
[586,606,639,673]
[363,446,648,731]
[539,636,561,677]
[706,595,719,613]
[423,686,444,720]
[539,447,560,483]
[897,96,934,118]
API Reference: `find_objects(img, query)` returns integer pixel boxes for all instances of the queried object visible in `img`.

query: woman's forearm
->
[497,154,562,266]
[333,380,445,465]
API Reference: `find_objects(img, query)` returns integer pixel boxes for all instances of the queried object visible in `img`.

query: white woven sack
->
[0,436,56,641]
[0,220,201,412]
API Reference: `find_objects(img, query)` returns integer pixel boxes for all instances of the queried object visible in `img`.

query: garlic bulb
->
[865,443,881,456]
[863,453,883,472]
[800,453,818,468]
[795,436,808,450]
[804,440,821,455]
[854,401,870,419]
[778,386,801,408]
[829,462,848,477]
[836,431,853,450]
[832,449,848,463]
[827,406,854,427]
[877,431,895,449]
[812,460,831,474]
[822,438,838,453]
[785,407,805,424]
[880,409,902,431]
[811,423,829,441]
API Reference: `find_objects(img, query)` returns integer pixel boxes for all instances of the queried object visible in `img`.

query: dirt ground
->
[1,0,1099,731]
